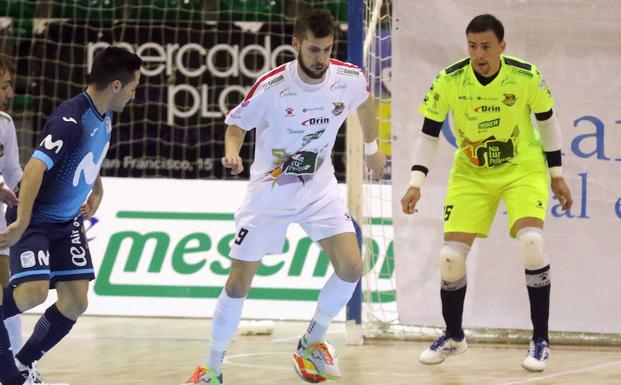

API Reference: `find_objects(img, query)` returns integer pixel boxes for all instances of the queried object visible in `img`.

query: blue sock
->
[2,286,21,320]
[0,306,21,382]
[16,304,76,366]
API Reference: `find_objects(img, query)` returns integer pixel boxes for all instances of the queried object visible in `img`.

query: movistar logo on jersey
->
[302,117,329,126]
[474,105,501,113]
[478,118,500,130]
[40,135,64,154]
[73,142,109,187]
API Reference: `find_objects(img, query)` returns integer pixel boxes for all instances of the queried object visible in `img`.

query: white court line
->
[224,352,413,378]
[497,359,621,385]
[271,331,344,343]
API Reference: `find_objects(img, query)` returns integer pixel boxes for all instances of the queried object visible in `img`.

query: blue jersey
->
[31,92,112,223]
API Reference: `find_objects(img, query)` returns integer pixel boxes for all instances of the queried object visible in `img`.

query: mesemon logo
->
[94,210,396,303]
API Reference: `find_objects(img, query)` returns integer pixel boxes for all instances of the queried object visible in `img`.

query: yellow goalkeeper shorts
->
[443,157,549,238]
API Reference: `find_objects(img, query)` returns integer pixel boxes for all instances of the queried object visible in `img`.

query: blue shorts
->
[7,207,95,289]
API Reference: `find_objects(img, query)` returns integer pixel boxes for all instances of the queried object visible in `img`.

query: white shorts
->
[230,194,355,261]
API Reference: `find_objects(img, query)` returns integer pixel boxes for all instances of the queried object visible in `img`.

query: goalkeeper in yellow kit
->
[400,14,573,372]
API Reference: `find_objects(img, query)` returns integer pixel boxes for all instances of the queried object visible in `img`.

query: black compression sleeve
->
[535,109,553,121]
[422,117,443,138]
[544,150,562,168]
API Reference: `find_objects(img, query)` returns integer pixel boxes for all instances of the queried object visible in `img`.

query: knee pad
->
[517,227,549,270]
[437,241,469,282]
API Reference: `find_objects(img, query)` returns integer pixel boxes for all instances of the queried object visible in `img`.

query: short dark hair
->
[294,9,336,41]
[0,54,14,78]
[89,46,142,90]
[466,14,504,41]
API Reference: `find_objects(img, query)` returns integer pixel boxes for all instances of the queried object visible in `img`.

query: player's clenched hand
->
[400,186,421,214]
[551,177,573,211]
[364,151,387,180]
[0,222,26,249]
[81,191,103,219]
[221,155,244,175]
[0,181,18,206]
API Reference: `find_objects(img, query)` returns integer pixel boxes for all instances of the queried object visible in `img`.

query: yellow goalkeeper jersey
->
[419,55,554,168]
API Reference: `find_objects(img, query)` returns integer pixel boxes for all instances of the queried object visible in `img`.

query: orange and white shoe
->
[293,338,341,383]
[182,366,223,385]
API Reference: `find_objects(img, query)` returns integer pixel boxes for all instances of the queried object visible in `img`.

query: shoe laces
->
[306,342,335,365]
[186,367,207,384]
[26,361,48,385]
[430,334,450,350]
[530,340,548,360]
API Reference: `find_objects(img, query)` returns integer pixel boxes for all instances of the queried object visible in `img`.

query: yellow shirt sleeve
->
[418,71,450,123]
[528,65,555,114]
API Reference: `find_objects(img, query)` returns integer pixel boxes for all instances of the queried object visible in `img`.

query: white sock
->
[4,314,23,355]
[303,273,358,345]
[205,289,246,374]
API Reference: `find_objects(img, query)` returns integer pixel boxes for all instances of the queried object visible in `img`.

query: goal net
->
[0,0,350,181]
[359,0,398,337]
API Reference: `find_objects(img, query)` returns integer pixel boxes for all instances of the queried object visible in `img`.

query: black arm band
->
[421,117,443,138]
[411,165,429,176]
[535,109,553,121]
[544,150,562,167]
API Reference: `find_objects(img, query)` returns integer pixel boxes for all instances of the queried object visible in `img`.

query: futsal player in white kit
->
[0,55,24,360]
[182,8,386,385]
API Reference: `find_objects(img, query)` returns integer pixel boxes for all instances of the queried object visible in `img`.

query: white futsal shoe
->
[521,339,550,372]
[21,361,50,385]
[419,333,468,365]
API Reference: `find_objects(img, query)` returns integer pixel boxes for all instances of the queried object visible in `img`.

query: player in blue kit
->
[0,46,141,385]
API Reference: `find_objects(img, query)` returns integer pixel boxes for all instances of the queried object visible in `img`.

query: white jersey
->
[0,111,22,190]
[225,59,368,210]
[0,111,23,232]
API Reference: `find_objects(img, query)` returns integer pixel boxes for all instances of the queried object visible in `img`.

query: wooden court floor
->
[18,315,621,385]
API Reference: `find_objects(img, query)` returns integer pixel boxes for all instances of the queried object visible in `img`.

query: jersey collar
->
[288,60,332,92]
[82,91,106,121]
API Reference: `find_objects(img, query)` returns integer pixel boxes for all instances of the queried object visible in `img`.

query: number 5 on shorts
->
[234,228,249,245]
[444,205,454,221]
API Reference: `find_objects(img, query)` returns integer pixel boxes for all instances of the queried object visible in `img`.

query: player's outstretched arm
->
[0,158,46,248]
[81,174,103,219]
[221,124,246,175]
[357,95,386,180]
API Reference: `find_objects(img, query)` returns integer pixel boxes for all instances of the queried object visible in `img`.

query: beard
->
[297,52,328,80]
[0,100,9,111]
